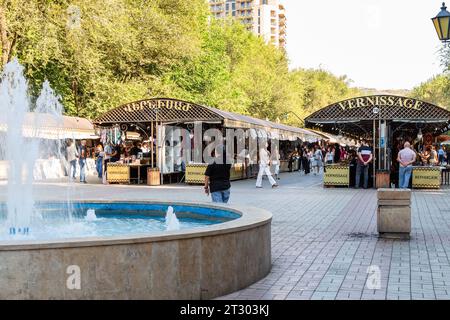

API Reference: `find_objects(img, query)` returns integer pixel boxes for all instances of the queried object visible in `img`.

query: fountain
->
[85,209,97,221]
[0,59,272,300]
[165,206,180,231]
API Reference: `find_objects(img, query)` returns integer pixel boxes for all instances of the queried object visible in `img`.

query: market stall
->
[305,95,450,189]
[0,113,98,180]
[94,98,321,185]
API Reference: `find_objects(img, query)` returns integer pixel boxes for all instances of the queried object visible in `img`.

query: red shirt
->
[358,145,372,164]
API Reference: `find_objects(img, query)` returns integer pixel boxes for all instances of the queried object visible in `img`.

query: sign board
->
[107,164,130,183]
[337,96,423,111]
[185,164,208,184]
[324,165,350,187]
[185,163,245,184]
[412,167,441,189]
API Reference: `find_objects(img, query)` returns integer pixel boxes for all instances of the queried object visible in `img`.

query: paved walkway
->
[1,172,450,300]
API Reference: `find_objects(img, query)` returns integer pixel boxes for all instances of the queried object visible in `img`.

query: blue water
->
[0,203,240,241]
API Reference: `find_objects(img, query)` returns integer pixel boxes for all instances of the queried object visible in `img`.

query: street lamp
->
[432,2,450,42]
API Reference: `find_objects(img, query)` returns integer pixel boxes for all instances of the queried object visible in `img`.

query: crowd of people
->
[277,142,351,176]
[65,139,153,183]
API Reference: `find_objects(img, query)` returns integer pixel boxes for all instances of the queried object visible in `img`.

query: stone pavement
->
[1,171,450,300]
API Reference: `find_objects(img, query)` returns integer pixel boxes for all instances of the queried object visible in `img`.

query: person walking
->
[66,139,78,181]
[204,150,232,203]
[256,144,278,188]
[312,145,323,175]
[79,140,87,183]
[355,140,373,189]
[397,142,416,189]
[272,145,281,180]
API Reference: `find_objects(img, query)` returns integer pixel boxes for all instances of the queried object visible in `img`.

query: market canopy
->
[0,113,97,140]
[94,98,322,142]
[305,95,450,138]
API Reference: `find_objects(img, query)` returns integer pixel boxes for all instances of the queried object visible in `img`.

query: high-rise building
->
[208,0,287,49]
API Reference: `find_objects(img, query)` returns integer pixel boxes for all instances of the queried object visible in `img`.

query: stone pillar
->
[377,188,411,239]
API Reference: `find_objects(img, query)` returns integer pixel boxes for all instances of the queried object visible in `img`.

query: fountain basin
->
[0,201,272,299]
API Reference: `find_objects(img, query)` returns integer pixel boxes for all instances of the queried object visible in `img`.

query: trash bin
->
[147,168,160,186]
[376,170,390,189]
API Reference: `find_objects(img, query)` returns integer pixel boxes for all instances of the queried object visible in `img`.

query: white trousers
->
[256,164,276,187]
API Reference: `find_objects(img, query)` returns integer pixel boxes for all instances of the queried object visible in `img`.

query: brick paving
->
[1,171,450,300]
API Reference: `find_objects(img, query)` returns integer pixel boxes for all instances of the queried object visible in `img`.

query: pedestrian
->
[430,146,438,166]
[334,143,341,163]
[102,143,113,184]
[325,146,334,165]
[312,145,323,175]
[446,146,450,165]
[66,139,78,181]
[438,145,445,165]
[78,140,88,183]
[301,148,308,175]
[129,141,143,157]
[355,140,373,189]
[397,142,416,189]
[272,145,281,180]
[95,143,104,179]
[256,144,278,188]
[340,146,347,162]
[204,149,232,203]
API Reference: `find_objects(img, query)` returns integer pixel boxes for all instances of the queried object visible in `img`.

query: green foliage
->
[411,44,450,110]
[0,0,359,124]
[288,69,360,122]
[410,74,450,109]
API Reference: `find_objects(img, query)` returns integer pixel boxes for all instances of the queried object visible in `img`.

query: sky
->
[283,0,445,90]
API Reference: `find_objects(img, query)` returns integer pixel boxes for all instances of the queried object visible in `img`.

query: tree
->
[410,74,450,109]
[0,0,360,124]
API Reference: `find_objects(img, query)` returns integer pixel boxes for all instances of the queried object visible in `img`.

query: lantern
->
[432,3,450,42]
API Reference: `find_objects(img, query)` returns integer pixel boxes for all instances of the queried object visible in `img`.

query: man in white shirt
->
[66,139,78,181]
[256,145,278,188]
[397,142,416,189]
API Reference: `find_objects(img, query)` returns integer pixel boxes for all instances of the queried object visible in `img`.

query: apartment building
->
[208,0,287,49]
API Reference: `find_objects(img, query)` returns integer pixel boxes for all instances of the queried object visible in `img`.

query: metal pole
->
[156,108,163,185]
[151,122,154,168]
[373,119,376,188]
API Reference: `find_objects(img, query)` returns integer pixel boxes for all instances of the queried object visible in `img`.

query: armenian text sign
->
[124,99,192,113]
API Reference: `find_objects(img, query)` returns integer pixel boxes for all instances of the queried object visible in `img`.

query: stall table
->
[279,159,300,173]
[106,162,150,184]
[185,163,245,185]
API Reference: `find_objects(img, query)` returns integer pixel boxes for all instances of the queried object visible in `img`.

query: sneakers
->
[256,186,263,188]
[272,184,279,188]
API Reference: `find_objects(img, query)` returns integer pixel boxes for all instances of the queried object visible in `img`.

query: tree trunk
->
[0,6,10,67]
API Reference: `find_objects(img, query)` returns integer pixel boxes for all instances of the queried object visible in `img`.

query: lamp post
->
[432,3,450,42]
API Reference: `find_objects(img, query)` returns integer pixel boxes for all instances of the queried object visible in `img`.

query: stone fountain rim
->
[0,200,272,251]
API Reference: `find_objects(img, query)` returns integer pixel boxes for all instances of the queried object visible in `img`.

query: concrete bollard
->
[377,188,411,239]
